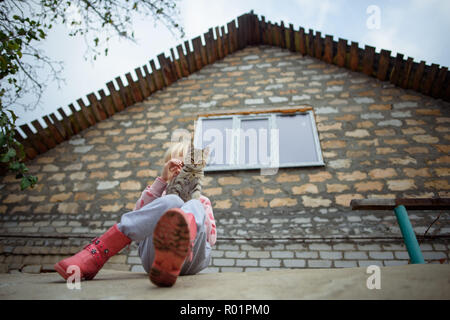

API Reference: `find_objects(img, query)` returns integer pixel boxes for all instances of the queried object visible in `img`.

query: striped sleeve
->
[133,176,167,211]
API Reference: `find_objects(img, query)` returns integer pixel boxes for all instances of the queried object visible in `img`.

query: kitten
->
[166,143,210,202]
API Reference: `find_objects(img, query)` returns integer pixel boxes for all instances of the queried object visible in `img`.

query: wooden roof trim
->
[196,106,314,118]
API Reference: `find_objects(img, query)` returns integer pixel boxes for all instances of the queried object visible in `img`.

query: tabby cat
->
[166,143,210,202]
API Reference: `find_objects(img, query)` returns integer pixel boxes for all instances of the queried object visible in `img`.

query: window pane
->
[201,118,233,166]
[277,113,319,164]
[239,118,270,166]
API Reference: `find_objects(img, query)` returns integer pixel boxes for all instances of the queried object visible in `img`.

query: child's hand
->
[161,159,183,182]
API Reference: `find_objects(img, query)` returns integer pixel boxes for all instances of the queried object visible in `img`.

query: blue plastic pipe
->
[394,204,425,264]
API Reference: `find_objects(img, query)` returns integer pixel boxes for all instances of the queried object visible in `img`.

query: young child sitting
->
[54,141,216,287]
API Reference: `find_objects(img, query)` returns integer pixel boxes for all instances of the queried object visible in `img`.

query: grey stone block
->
[369,251,394,260]
[260,259,281,267]
[236,259,258,267]
[283,259,306,268]
[296,251,319,259]
[309,243,332,251]
[248,251,271,259]
[21,265,42,274]
[308,260,332,268]
[344,252,368,260]
[271,251,294,258]
[130,265,146,273]
[320,251,343,260]
[334,261,358,268]
[213,259,235,267]
[358,260,383,267]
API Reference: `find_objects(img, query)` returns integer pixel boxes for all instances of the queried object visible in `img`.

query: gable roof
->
[12,10,450,163]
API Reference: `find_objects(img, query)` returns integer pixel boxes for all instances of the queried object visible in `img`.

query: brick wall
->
[0,45,449,274]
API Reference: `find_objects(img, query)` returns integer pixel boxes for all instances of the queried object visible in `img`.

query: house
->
[0,12,449,274]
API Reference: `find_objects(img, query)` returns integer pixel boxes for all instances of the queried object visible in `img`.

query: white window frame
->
[194,109,325,172]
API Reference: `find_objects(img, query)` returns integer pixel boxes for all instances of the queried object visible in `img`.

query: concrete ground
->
[0,264,449,299]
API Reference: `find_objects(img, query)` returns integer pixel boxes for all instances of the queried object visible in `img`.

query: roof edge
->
[10,11,450,163]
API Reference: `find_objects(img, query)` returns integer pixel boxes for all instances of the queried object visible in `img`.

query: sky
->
[12,0,450,134]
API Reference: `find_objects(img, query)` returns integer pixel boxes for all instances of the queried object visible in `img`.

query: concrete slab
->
[0,264,449,299]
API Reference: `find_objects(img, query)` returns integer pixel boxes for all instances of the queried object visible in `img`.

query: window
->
[194,108,324,172]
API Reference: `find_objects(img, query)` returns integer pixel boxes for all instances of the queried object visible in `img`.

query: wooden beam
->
[176,44,190,77]
[157,53,172,87]
[227,20,238,53]
[31,120,56,149]
[192,36,204,70]
[237,15,245,49]
[349,42,359,71]
[86,93,106,122]
[280,21,286,49]
[68,103,88,130]
[76,98,96,126]
[336,38,347,67]
[351,198,450,211]
[431,67,449,98]
[411,61,426,91]
[362,45,375,76]
[149,59,164,90]
[19,124,48,153]
[115,76,133,107]
[401,57,414,88]
[314,31,323,60]
[390,53,404,86]
[106,81,125,112]
[298,27,306,55]
[274,23,281,47]
[49,113,68,140]
[254,14,262,45]
[221,26,229,57]
[135,67,151,98]
[376,49,391,81]
[421,63,439,95]
[14,129,38,160]
[323,35,333,64]
[42,115,64,144]
[57,107,75,137]
[306,29,314,56]
[199,106,313,118]
[215,26,223,60]
[98,89,115,117]
[184,40,196,73]
[169,48,181,81]
[204,28,215,64]
[288,24,295,52]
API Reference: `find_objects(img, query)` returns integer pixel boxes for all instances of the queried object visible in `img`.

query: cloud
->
[294,0,341,31]
[360,1,449,67]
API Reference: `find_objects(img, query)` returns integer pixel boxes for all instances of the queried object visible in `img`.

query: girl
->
[54,141,216,287]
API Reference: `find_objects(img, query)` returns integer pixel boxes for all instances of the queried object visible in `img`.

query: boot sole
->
[149,208,190,287]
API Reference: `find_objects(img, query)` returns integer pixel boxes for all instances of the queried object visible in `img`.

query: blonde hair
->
[163,140,190,163]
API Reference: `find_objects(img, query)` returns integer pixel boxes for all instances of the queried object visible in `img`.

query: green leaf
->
[7,109,17,123]
[1,148,16,162]
[0,132,5,147]
[20,176,31,190]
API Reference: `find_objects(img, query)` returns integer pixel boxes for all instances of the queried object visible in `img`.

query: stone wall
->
[0,45,449,274]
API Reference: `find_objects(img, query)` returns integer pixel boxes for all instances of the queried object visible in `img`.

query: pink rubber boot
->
[54,224,131,280]
[149,208,197,287]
